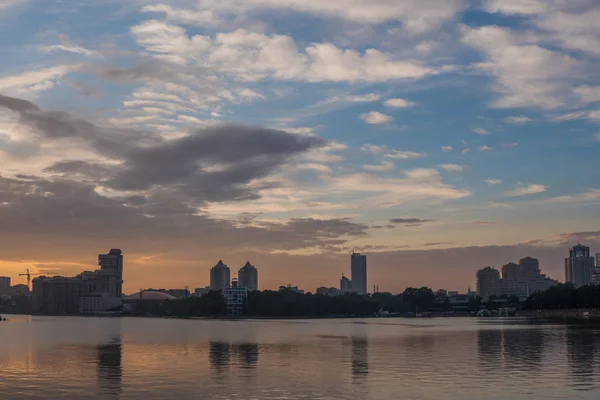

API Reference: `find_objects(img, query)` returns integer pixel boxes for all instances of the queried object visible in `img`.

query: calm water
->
[1,316,600,399]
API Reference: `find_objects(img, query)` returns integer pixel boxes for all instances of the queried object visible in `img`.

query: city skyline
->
[0,1,599,293]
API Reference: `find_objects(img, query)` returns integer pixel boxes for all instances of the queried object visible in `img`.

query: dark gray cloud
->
[1,95,326,204]
[390,218,434,226]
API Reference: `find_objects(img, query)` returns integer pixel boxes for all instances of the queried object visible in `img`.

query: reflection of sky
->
[2,317,600,398]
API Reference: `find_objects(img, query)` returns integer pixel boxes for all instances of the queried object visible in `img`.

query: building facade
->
[477,258,558,301]
[316,287,342,296]
[340,275,352,292]
[223,279,247,316]
[0,276,10,297]
[210,260,231,290]
[31,249,124,314]
[238,261,258,291]
[351,252,367,295]
[565,244,595,288]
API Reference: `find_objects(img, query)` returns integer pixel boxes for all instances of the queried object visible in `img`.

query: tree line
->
[522,283,600,310]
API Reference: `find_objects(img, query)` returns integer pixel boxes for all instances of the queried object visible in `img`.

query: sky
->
[0,0,599,294]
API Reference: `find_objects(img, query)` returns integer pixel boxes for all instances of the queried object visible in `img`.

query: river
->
[1,316,600,399]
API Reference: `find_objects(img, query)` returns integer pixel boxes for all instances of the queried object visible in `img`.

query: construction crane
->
[18,269,46,293]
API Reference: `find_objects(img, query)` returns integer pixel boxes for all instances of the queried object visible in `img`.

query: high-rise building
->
[476,266,500,301]
[565,244,595,288]
[210,260,231,290]
[519,257,541,278]
[340,274,352,292]
[351,252,367,295]
[98,249,124,297]
[0,276,10,296]
[238,261,258,291]
[501,263,520,280]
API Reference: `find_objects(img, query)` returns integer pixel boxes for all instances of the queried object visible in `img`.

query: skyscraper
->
[565,244,595,288]
[351,252,367,295]
[340,274,352,292]
[238,261,258,291]
[98,249,124,297]
[210,260,231,290]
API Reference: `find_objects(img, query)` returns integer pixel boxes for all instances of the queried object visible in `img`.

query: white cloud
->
[542,189,600,204]
[363,161,395,172]
[0,0,25,10]
[461,148,471,155]
[440,164,464,172]
[297,163,333,173]
[343,93,382,103]
[384,98,415,108]
[462,25,578,109]
[485,179,502,185]
[595,132,600,141]
[478,145,492,151]
[574,86,600,105]
[484,0,548,15]
[441,146,453,152]
[506,116,533,124]
[505,184,548,197]
[361,144,425,160]
[588,110,600,122]
[141,4,218,26]
[360,111,392,125]
[131,23,436,83]
[502,142,519,148]
[473,127,490,135]
[553,111,588,121]
[0,65,74,97]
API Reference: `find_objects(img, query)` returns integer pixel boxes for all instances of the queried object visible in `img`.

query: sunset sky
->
[0,0,599,293]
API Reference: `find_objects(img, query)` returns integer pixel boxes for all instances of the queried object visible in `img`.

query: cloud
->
[574,86,600,105]
[473,127,490,135]
[441,146,453,152]
[478,145,492,151]
[363,161,395,172]
[141,4,218,26]
[0,65,75,97]
[484,179,502,185]
[461,25,579,109]
[0,0,26,10]
[501,142,519,148]
[390,218,434,226]
[505,184,548,197]
[360,111,392,125]
[384,98,415,108]
[361,144,425,160]
[461,148,471,155]
[506,116,533,124]
[440,164,464,172]
[552,111,588,121]
[342,93,382,103]
[596,132,600,141]
[541,189,600,205]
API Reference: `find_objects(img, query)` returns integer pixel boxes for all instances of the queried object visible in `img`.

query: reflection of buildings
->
[476,257,558,301]
[97,336,122,396]
[567,325,596,388]
[351,337,368,379]
[209,341,231,374]
[234,343,259,369]
[565,244,596,288]
[31,249,124,314]
[501,328,544,371]
[477,329,502,370]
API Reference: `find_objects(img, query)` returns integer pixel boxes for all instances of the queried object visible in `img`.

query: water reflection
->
[567,325,597,390]
[351,336,368,379]
[234,343,259,369]
[477,329,502,370]
[502,328,544,372]
[209,341,231,374]
[97,336,122,397]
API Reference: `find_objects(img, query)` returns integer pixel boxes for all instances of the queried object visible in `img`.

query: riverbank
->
[518,308,600,321]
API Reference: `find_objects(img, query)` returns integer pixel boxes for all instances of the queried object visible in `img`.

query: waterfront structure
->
[238,261,258,291]
[210,260,231,290]
[31,249,125,314]
[565,244,595,288]
[340,274,352,292]
[477,257,558,301]
[223,279,247,316]
[0,276,10,297]
[351,252,367,295]
[447,290,476,313]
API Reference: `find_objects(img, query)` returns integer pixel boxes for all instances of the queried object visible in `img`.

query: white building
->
[223,280,247,315]
[210,260,231,290]
[79,293,123,315]
[238,261,258,291]
[351,252,367,295]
